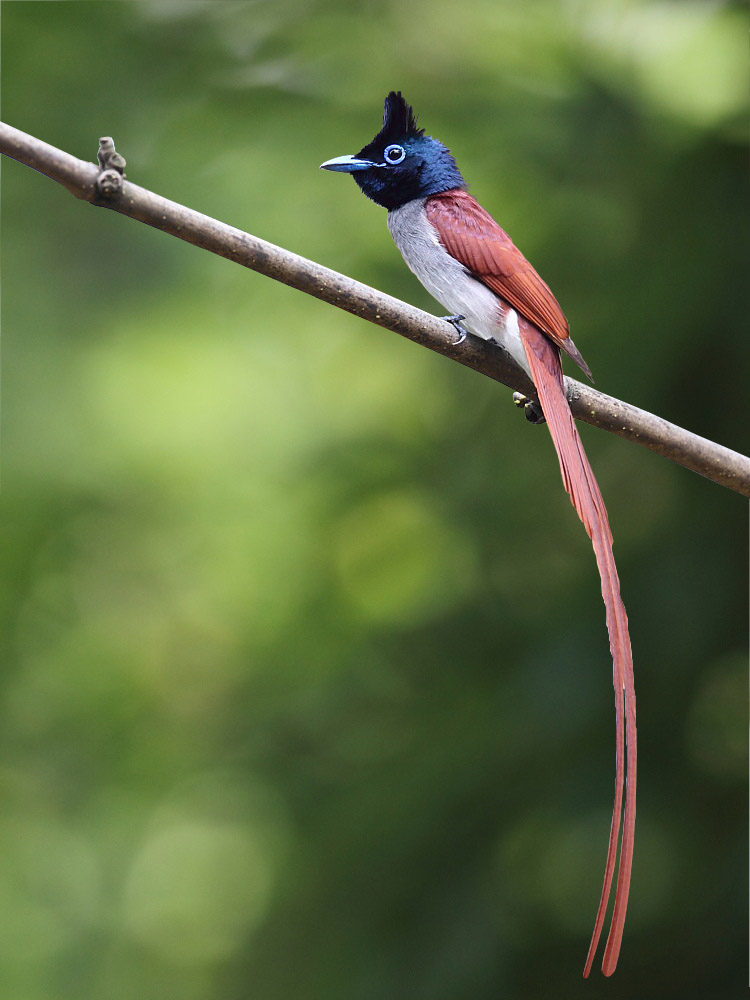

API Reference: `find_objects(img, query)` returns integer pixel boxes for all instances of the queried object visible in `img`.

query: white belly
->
[387,198,530,375]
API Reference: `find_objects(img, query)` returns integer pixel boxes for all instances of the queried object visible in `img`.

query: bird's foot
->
[513,392,546,424]
[440,314,468,345]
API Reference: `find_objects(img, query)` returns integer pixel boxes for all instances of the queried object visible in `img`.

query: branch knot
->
[96,137,126,199]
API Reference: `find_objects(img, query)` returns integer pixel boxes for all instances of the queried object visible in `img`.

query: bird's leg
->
[513,391,546,424]
[440,314,468,345]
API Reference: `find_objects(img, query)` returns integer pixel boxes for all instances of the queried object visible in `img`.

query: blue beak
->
[320,153,377,172]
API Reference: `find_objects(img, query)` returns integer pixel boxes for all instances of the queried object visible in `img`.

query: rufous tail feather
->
[518,318,637,978]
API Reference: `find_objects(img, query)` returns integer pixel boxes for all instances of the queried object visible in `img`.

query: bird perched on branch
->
[322,91,636,978]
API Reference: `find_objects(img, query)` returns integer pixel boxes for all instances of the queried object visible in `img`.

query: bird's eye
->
[383,144,406,165]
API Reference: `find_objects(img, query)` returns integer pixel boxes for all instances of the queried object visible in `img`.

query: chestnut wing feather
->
[425,190,591,378]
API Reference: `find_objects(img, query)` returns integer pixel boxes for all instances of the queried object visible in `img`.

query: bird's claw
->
[513,392,546,424]
[441,314,468,345]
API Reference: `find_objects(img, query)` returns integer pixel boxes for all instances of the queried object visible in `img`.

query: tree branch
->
[3,120,748,497]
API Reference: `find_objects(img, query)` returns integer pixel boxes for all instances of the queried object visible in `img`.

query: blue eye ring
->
[383,143,406,165]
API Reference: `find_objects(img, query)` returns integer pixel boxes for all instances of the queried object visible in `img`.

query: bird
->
[321,91,636,978]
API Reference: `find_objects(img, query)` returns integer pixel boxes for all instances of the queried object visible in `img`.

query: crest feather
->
[382,91,423,139]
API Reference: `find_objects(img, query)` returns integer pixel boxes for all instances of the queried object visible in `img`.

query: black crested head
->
[320,92,466,211]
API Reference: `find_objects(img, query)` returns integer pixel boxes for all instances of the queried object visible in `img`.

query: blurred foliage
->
[1,1,747,997]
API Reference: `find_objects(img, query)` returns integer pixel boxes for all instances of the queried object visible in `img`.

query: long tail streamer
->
[519,319,637,978]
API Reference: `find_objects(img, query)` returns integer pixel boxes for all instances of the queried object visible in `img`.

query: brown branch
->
[2,120,748,496]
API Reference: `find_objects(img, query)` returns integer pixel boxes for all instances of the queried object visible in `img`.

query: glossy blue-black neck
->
[353,92,466,211]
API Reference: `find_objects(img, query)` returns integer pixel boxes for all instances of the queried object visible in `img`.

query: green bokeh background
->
[2,2,746,997]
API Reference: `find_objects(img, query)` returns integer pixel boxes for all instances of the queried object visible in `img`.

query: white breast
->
[387,198,530,375]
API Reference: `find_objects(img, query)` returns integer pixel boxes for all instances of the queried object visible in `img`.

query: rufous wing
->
[425,189,592,379]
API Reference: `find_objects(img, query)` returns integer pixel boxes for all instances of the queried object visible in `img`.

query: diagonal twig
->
[2,120,748,496]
